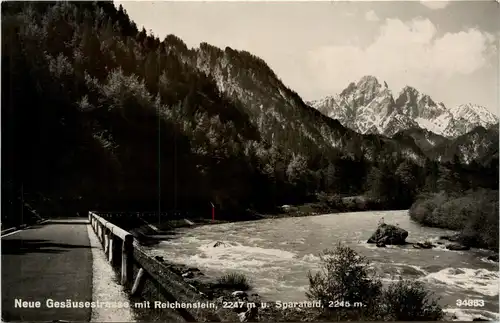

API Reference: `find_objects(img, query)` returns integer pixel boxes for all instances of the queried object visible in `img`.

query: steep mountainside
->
[180,45,427,164]
[429,126,499,165]
[393,128,450,154]
[309,76,499,139]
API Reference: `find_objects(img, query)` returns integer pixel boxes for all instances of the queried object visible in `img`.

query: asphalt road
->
[1,218,93,322]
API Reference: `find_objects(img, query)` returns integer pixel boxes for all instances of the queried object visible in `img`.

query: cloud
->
[364,10,379,22]
[420,1,450,10]
[306,17,496,97]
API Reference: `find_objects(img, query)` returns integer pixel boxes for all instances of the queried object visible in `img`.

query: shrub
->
[216,272,251,291]
[306,244,444,321]
[409,189,499,250]
[382,278,443,321]
[306,243,383,320]
[317,193,344,210]
[409,191,448,225]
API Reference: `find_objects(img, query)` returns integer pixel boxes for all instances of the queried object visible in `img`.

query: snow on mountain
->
[308,76,418,137]
[442,103,499,137]
[310,76,499,139]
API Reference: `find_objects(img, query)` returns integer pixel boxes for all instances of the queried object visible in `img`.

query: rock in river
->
[413,241,435,249]
[213,241,229,248]
[182,272,194,278]
[445,243,470,251]
[487,254,499,262]
[367,223,408,245]
[231,291,248,298]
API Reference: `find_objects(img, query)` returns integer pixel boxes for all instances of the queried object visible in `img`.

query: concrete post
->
[121,235,133,285]
[104,229,109,254]
[101,225,105,245]
[108,235,114,264]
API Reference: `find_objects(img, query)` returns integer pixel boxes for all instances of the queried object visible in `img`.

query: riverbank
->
[135,195,401,231]
[131,257,321,322]
[409,189,499,252]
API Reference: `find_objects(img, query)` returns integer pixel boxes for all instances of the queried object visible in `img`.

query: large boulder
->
[367,223,408,245]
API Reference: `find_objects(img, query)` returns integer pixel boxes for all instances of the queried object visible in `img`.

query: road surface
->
[1,218,93,322]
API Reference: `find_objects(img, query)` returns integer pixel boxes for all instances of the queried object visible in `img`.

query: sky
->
[116,0,500,115]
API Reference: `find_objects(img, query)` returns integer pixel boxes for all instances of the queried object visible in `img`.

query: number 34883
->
[456,299,485,307]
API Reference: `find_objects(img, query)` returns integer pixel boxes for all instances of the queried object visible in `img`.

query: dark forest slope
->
[2,1,497,225]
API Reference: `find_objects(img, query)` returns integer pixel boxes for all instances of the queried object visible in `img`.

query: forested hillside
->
[429,126,499,165]
[2,1,497,226]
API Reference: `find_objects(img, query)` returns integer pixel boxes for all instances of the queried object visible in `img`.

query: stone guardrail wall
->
[88,211,227,322]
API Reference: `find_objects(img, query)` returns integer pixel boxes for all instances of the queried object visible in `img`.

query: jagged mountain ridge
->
[309,76,499,139]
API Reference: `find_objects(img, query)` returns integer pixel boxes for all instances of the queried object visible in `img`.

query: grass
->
[215,272,252,291]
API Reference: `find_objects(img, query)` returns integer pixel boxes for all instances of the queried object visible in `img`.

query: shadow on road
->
[47,219,89,225]
[1,239,92,255]
[1,311,22,322]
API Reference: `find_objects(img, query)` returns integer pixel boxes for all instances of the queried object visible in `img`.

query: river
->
[143,210,499,321]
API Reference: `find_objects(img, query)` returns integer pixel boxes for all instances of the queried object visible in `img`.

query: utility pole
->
[21,184,24,225]
[210,201,214,222]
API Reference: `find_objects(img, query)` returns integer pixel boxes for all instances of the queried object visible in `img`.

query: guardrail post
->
[101,225,105,245]
[104,228,110,254]
[99,224,104,245]
[121,235,133,285]
[108,233,114,264]
[131,268,146,296]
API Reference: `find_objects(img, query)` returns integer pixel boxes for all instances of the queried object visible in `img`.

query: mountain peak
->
[450,103,498,125]
[357,75,380,86]
[353,75,390,101]
[311,79,497,140]
[400,86,419,96]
